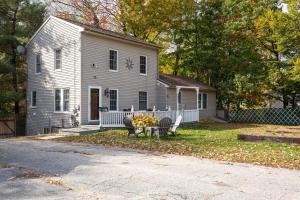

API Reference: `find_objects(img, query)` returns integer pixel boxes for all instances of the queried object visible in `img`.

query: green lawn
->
[56,123,300,170]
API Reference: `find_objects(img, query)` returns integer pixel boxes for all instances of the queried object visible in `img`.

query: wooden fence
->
[0,118,16,138]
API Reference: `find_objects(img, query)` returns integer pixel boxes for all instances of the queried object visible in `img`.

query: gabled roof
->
[58,17,160,49]
[159,74,217,92]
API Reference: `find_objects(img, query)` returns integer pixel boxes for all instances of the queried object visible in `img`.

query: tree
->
[0,0,46,117]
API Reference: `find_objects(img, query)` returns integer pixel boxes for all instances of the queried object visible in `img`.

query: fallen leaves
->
[55,123,300,170]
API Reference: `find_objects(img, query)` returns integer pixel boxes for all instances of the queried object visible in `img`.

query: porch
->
[99,109,199,128]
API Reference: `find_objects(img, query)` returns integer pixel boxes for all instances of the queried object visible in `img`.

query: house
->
[26,16,217,135]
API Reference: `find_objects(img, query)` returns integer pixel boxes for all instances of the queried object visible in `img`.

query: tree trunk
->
[283,95,289,108]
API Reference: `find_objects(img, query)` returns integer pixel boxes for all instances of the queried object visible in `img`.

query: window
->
[63,89,69,111]
[55,49,62,70]
[55,88,70,112]
[140,56,147,74]
[198,93,208,109]
[109,89,118,111]
[202,93,207,109]
[31,91,37,107]
[55,89,61,111]
[178,91,182,104]
[109,50,118,71]
[36,54,41,73]
[198,93,202,109]
[139,91,147,110]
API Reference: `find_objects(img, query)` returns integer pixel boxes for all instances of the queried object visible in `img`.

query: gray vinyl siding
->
[81,32,158,124]
[198,92,216,119]
[26,17,82,135]
[166,88,216,118]
[156,82,167,110]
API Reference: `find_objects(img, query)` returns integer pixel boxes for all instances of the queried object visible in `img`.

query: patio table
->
[146,126,159,138]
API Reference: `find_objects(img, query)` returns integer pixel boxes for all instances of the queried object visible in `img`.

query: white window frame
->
[35,53,41,74]
[109,49,118,72]
[109,89,119,112]
[198,92,208,110]
[54,88,70,113]
[54,48,62,71]
[138,91,148,111]
[139,55,147,76]
[31,91,37,108]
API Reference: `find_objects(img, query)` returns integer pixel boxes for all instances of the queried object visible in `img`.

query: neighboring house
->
[26,16,217,135]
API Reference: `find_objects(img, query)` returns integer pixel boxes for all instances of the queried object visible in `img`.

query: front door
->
[90,88,99,120]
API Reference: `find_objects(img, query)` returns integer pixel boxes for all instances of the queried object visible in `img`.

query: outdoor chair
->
[171,115,182,136]
[123,117,141,137]
[158,117,173,136]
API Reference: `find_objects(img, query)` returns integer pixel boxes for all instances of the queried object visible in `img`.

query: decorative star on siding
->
[125,57,134,70]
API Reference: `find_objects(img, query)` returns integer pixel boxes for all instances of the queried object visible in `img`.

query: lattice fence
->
[229,108,300,125]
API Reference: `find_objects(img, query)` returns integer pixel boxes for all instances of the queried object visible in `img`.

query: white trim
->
[88,86,102,122]
[157,80,169,88]
[35,53,42,74]
[176,86,199,89]
[109,49,118,72]
[198,92,208,110]
[54,48,62,71]
[109,88,119,111]
[26,16,84,47]
[30,91,37,108]
[53,88,70,113]
[139,55,147,76]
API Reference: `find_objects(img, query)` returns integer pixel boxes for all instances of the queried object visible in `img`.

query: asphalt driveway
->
[0,138,299,200]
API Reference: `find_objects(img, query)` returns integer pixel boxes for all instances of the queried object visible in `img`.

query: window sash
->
[36,54,41,73]
[178,91,182,104]
[109,50,117,70]
[55,89,61,111]
[55,88,70,112]
[31,91,37,107]
[198,93,207,109]
[109,89,118,111]
[63,89,69,111]
[140,56,146,74]
[202,93,207,109]
[55,49,62,70]
[139,91,147,110]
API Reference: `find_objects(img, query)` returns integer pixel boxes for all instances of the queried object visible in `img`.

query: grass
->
[56,123,300,170]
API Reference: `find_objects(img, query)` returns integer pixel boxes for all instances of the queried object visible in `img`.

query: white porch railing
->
[99,110,199,128]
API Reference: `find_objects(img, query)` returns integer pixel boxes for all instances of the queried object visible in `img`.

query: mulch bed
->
[237,134,300,144]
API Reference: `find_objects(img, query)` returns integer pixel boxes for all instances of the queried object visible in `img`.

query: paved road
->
[0,138,299,200]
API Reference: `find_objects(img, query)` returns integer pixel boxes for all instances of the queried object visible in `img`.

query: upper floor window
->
[31,91,37,107]
[109,89,118,111]
[140,56,147,75]
[36,54,41,73]
[139,91,147,110]
[55,88,69,112]
[109,49,118,71]
[54,49,62,70]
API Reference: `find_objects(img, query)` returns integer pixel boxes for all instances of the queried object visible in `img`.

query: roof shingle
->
[59,17,160,49]
[159,74,216,92]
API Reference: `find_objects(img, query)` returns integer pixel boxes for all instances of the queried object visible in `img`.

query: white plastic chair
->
[171,115,182,135]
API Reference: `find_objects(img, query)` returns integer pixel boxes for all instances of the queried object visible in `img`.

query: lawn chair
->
[123,117,141,137]
[171,115,182,136]
[158,117,172,136]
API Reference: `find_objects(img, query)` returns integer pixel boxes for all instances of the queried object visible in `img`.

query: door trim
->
[88,86,102,122]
